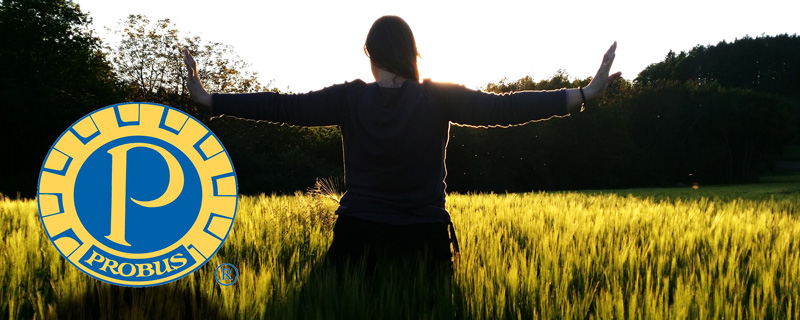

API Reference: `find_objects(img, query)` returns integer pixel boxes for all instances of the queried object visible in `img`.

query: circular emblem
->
[37,103,237,287]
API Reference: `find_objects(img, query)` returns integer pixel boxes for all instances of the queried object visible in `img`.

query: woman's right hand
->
[183,49,212,113]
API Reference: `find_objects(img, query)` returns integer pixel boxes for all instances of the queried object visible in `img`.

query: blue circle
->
[74,136,202,254]
[215,263,238,286]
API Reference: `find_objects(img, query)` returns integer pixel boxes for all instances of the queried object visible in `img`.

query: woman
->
[184,15,620,272]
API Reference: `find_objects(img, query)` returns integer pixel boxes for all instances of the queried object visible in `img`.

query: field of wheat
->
[2,175,800,319]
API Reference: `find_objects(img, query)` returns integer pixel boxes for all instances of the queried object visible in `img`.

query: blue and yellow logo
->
[37,102,237,287]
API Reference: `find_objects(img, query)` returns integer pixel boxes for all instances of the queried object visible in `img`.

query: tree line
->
[1,0,797,197]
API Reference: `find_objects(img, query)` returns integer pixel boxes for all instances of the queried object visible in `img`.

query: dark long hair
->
[364,16,420,81]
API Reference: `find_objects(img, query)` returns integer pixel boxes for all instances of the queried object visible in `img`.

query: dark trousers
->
[325,215,454,275]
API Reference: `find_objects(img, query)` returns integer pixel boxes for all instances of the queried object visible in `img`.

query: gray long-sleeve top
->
[212,79,568,225]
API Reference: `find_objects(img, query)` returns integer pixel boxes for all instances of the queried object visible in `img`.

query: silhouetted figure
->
[184,15,620,273]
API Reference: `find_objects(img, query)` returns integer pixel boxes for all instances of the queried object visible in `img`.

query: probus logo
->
[37,102,237,287]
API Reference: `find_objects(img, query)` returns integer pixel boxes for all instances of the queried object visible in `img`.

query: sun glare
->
[73,0,798,92]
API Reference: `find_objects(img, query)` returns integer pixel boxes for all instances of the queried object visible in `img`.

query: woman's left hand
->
[585,42,621,99]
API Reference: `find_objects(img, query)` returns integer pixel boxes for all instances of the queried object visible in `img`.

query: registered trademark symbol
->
[215,263,238,286]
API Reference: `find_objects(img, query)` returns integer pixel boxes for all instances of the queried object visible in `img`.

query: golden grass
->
[2,182,799,319]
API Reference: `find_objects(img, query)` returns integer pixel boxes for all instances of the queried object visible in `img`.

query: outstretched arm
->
[565,42,621,113]
[441,42,622,127]
[182,49,349,126]
[183,49,212,113]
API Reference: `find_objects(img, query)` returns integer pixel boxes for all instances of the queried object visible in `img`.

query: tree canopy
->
[1,2,797,195]
[637,34,800,98]
[107,14,265,114]
[0,0,121,197]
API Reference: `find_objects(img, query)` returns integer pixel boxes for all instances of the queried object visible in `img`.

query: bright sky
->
[75,0,797,93]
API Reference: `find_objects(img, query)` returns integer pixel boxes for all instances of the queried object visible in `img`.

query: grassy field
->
[2,173,800,319]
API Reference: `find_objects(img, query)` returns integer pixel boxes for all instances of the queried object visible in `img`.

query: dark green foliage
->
[623,80,796,185]
[447,71,637,191]
[629,34,800,185]
[207,118,344,195]
[448,34,800,192]
[0,0,122,197]
[637,34,800,98]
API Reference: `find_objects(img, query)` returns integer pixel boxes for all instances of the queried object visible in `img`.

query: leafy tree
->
[107,14,348,195]
[0,0,121,197]
[635,35,800,184]
[108,14,264,114]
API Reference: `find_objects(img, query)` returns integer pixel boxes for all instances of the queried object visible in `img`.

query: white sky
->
[75,0,797,93]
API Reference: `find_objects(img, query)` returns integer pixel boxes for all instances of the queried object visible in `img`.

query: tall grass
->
[1,178,799,319]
